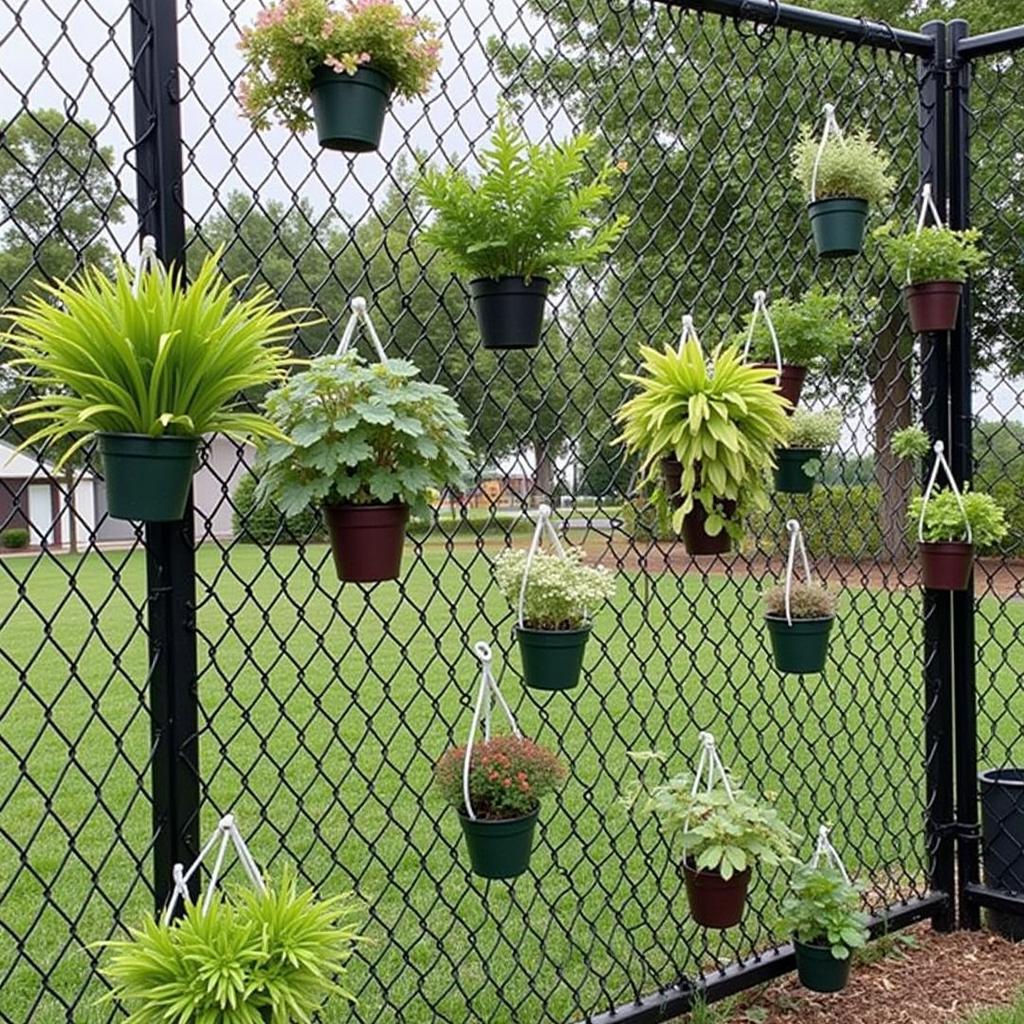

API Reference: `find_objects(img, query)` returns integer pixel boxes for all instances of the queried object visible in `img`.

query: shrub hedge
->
[1,527,29,549]
[231,473,325,546]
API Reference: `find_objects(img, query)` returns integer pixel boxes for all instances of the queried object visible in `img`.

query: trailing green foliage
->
[255,353,472,518]
[909,488,1009,548]
[3,251,298,466]
[98,870,363,1023]
[736,289,855,369]
[873,223,986,285]
[625,757,799,880]
[433,735,566,820]
[890,425,931,460]
[762,581,837,620]
[615,340,790,541]
[239,0,442,131]
[417,109,629,281]
[778,862,870,961]
[782,409,842,450]
[1,527,29,549]
[792,123,895,205]
[232,473,326,545]
[493,546,616,630]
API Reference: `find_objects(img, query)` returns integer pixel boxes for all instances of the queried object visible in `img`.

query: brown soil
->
[724,925,1024,1024]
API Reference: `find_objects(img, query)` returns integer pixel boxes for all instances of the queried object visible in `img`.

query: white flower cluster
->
[494,547,617,631]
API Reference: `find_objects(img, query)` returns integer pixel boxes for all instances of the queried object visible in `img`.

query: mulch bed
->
[725,925,1024,1023]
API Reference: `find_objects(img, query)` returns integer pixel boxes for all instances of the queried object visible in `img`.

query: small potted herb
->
[434,735,566,879]
[630,760,799,929]
[256,352,471,582]
[239,0,442,153]
[873,221,986,333]
[775,408,843,495]
[779,862,870,993]
[738,289,854,410]
[100,870,364,1020]
[494,546,616,691]
[616,338,790,554]
[909,488,1008,590]
[763,581,837,675]
[418,109,629,350]
[792,122,895,257]
[4,250,297,522]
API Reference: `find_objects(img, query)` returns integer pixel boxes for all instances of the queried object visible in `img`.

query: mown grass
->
[1,539,1021,1024]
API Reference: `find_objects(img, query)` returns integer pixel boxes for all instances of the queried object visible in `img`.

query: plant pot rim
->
[311,62,393,85]
[682,856,751,878]
[905,279,965,289]
[97,430,198,443]
[793,936,848,957]
[323,500,408,511]
[919,539,973,551]
[778,446,822,456]
[979,767,1024,787]
[517,624,592,637]
[807,195,870,208]
[456,807,539,825]
[765,613,835,625]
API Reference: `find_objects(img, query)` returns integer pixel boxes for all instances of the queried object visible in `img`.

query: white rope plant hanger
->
[462,641,522,821]
[516,503,572,632]
[906,182,947,285]
[810,102,843,205]
[741,289,784,375]
[162,814,266,924]
[336,295,389,363]
[918,440,972,545]
[683,731,736,851]
[133,234,162,294]
[809,824,852,885]
[677,313,703,356]
[782,518,816,626]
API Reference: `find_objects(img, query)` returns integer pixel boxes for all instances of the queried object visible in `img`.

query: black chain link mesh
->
[0,1,1016,1022]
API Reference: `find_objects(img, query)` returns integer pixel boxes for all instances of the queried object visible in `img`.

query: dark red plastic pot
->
[323,502,409,582]
[919,540,974,591]
[661,455,683,509]
[905,281,963,334]
[682,860,751,929]
[753,362,807,411]
[682,500,736,555]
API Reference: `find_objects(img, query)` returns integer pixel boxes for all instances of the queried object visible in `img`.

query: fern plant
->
[417,108,629,282]
[792,124,895,205]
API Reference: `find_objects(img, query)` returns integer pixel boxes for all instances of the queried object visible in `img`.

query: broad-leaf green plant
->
[873,223,986,285]
[255,352,472,518]
[3,250,299,465]
[736,289,855,370]
[909,488,1008,548]
[98,870,364,1024]
[778,862,870,960]
[417,108,629,282]
[792,124,895,206]
[615,339,790,540]
[890,425,931,460]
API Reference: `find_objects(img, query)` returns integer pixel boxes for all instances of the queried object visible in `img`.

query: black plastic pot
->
[309,65,393,152]
[98,432,198,522]
[469,276,549,350]
[980,768,1024,940]
[794,939,852,993]
[774,447,821,495]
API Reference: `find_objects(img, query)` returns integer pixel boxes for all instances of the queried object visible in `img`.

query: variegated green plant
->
[615,339,790,540]
[2,250,300,466]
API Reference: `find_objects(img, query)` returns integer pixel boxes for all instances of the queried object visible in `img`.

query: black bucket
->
[980,767,1024,940]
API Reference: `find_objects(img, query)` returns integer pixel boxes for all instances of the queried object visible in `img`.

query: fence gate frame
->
[119,0,1024,1020]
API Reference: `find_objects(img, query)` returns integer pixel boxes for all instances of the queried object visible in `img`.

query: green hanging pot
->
[765,614,833,674]
[774,447,822,495]
[807,197,869,258]
[309,65,393,153]
[98,432,198,522]
[516,625,590,691]
[793,939,852,993]
[458,809,538,879]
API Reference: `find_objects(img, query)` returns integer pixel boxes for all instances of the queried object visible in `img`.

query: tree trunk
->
[871,324,914,563]
[63,464,78,555]
[532,439,555,508]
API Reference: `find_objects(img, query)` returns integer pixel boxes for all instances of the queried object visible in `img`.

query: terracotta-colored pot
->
[682,859,751,929]
[905,281,963,334]
[753,362,807,412]
[919,540,974,591]
[661,455,683,509]
[323,502,409,582]
[682,500,736,555]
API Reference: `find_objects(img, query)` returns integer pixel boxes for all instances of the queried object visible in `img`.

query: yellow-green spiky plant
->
[615,339,790,540]
[2,249,304,467]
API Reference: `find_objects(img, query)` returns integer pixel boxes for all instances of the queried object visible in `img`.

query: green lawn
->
[964,993,1024,1023]
[1,540,1022,1024]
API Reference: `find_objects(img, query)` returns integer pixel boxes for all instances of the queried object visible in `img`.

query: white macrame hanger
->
[741,290,783,374]
[462,641,522,822]
[906,183,948,285]
[918,440,972,545]
[809,824,852,885]
[336,296,389,363]
[810,103,843,204]
[783,518,815,626]
[677,314,702,356]
[133,235,162,296]
[162,814,266,924]
[517,503,570,630]
[683,732,735,851]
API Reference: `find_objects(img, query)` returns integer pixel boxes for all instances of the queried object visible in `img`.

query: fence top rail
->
[654,0,935,56]
[955,24,1024,60]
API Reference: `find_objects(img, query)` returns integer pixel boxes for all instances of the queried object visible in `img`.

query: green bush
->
[232,473,325,546]
[1,527,29,549]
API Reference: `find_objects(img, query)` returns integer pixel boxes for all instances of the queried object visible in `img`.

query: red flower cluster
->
[433,735,566,821]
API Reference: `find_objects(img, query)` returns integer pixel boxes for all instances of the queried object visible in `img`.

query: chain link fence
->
[0,2,1021,1022]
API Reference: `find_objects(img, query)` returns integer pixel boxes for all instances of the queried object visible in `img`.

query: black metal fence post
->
[918,19,957,932]
[130,0,200,911]
[948,17,983,932]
